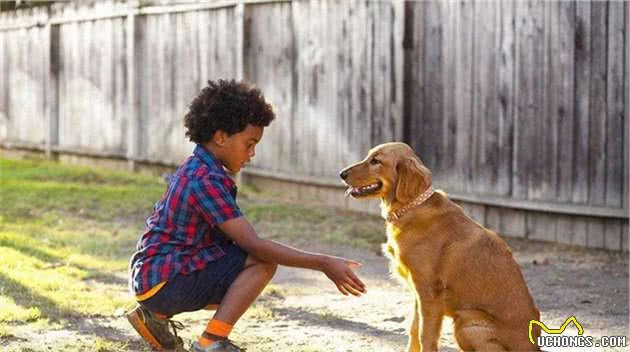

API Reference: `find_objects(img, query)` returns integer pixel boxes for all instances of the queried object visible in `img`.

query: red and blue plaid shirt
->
[129,144,243,295]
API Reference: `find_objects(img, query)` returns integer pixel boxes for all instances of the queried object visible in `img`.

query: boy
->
[127,79,366,352]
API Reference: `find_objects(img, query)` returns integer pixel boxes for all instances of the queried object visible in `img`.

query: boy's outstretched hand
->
[218,217,366,296]
[320,255,366,296]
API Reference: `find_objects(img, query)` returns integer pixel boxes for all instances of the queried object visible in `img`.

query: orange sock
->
[198,319,233,347]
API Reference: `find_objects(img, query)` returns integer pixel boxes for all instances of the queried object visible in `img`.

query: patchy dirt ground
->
[4,236,627,352]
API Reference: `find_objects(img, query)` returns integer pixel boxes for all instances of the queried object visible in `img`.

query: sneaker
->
[126,305,185,351]
[190,340,244,352]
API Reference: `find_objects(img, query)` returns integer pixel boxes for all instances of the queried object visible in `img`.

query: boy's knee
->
[245,256,277,277]
[259,261,278,278]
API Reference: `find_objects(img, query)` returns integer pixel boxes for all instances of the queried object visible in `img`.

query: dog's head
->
[339,142,432,204]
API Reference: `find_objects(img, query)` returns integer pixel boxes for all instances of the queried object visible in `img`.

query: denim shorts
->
[140,244,248,317]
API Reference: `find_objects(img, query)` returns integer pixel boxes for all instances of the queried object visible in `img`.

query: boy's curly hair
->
[184,79,276,144]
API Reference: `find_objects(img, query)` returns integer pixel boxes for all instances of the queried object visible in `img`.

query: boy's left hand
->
[320,255,366,296]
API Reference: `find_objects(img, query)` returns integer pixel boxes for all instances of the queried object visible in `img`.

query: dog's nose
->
[339,170,348,180]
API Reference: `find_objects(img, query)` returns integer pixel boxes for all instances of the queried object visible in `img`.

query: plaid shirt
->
[129,144,243,295]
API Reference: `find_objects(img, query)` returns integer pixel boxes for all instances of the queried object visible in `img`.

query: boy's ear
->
[213,130,227,147]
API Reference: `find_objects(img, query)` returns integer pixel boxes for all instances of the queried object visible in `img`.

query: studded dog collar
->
[386,186,435,223]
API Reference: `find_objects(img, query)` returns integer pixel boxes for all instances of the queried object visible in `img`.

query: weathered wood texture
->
[406,1,626,206]
[0,0,627,249]
[56,3,129,155]
[0,6,48,145]
[137,6,239,163]
[244,0,403,181]
[404,1,628,248]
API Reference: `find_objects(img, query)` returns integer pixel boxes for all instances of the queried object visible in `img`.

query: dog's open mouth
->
[344,181,383,197]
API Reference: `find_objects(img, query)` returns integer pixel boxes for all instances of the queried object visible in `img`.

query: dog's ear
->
[395,156,432,203]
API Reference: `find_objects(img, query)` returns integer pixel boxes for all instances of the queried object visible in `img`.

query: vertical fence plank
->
[540,0,556,201]
[44,10,60,159]
[486,207,526,238]
[245,2,294,175]
[126,2,138,170]
[528,212,558,243]
[362,0,375,160]
[496,0,515,197]
[588,1,607,207]
[605,1,625,209]
[421,0,443,173]
[623,221,628,251]
[291,0,307,178]
[573,218,588,247]
[555,1,575,203]
[511,1,550,244]
[3,7,47,146]
[528,0,545,201]
[625,1,629,212]
[288,0,300,172]
[321,0,333,176]
[514,0,543,200]
[234,3,244,81]
[43,10,51,157]
[440,0,456,189]
[373,0,401,146]
[392,1,404,143]
[115,16,127,155]
[402,0,414,147]
[458,202,486,226]
[573,1,591,204]
[0,13,6,141]
[472,1,497,195]
[556,214,574,245]
[587,217,605,249]
[604,219,622,251]
[454,1,474,194]
[407,1,424,163]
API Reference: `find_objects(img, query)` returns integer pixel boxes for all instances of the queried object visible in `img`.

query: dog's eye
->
[370,158,380,165]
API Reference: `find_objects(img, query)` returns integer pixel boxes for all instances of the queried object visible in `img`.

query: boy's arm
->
[218,216,366,296]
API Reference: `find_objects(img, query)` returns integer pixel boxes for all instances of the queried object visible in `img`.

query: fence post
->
[44,7,59,160]
[126,1,139,171]
[625,2,629,213]
[234,1,245,186]
[235,2,245,81]
[401,1,414,146]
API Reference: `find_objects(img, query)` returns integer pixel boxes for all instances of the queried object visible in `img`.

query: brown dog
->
[339,142,540,352]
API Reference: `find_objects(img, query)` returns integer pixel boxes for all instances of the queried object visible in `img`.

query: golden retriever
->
[339,142,540,352]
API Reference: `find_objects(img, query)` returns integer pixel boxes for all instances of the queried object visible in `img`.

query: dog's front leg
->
[406,299,421,352]
[419,299,443,352]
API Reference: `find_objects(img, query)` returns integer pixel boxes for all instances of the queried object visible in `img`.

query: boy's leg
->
[197,255,276,348]
[204,304,220,310]
[214,255,277,323]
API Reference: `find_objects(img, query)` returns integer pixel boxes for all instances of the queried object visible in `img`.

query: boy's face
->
[214,124,264,173]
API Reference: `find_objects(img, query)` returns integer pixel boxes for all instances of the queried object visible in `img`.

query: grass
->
[244,201,384,251]
[0,156,385,351]
[315,309,345,322]
[244,303,275,321]
[0,158,166,351]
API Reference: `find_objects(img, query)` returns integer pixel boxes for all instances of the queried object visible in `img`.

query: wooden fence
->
[403,1,628,249]
[0,0,627,250]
